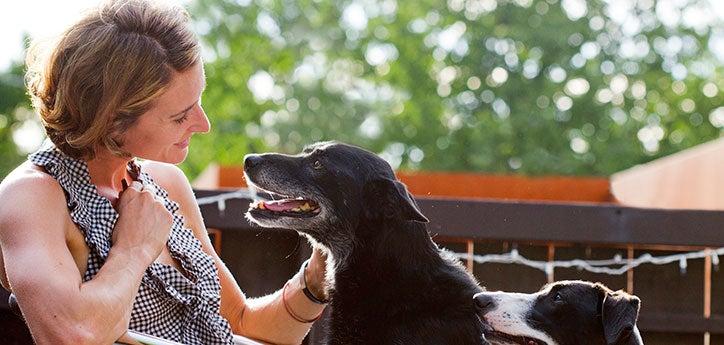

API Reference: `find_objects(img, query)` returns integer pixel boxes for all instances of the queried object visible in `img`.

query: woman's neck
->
[85,149,134,194]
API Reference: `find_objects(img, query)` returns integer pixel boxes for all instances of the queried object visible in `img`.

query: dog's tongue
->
[263,199,308,212]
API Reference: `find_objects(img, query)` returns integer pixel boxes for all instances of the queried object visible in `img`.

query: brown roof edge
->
[396,171,613,203]
[610,137,724,210]
[193,165,613,203]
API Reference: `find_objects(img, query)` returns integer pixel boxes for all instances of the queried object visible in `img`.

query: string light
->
[451,248,724,276]
[196,189,255,205]
[195,189,724,276]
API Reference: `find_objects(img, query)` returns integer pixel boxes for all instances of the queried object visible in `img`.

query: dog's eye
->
[312,160,323,170]
[553,292,563,302]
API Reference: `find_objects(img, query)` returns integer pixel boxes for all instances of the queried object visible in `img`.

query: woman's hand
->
[113,181,173,265]
[305,247,330,301]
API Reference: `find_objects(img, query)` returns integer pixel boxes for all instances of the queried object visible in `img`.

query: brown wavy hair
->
[25,0,201,159]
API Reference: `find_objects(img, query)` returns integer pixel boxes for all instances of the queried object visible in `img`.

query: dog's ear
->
[363,178,429,223]
[602,290,641,345]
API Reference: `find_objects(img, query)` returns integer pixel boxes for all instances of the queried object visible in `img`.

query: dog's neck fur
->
[351,217,439,270]
[329,217,465,302]
[321,216,484,344]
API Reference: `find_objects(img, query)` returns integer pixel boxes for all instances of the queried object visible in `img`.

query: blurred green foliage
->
[1,0,722,180]
[0,61,28,178]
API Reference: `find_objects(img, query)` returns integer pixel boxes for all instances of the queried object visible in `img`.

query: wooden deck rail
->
[195,189,724,339]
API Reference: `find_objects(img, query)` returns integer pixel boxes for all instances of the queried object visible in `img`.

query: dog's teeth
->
[291,207,301,212]
[301,203,311,211]
[258,202,266,210]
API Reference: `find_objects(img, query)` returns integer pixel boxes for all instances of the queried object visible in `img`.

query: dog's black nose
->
[244,154,263,171]
[474,293,496,314]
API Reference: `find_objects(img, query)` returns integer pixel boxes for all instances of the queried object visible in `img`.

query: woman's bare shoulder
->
[0,161,64,195]
[140,161,190,197]
[0,163,72,289]
[140,161,209,236]
[0,162,67,225]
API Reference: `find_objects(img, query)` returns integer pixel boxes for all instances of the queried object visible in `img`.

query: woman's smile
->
[175,137,191,149]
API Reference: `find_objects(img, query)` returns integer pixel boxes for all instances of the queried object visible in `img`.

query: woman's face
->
[121,62,210,164]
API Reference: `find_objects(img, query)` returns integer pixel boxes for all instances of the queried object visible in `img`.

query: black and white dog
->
[474,280,644,345]
[243,141,487,345]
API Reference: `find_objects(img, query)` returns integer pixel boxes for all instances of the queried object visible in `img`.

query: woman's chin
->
[168,149,189,164]
[137,148,188,164]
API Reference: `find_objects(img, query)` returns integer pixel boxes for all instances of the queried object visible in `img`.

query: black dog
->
[474,280,644,345]
[243,141,487,344]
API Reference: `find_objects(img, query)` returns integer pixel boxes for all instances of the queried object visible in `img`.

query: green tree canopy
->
[1,0,722,179]
[186,0,722,178]
[0,60,30,177]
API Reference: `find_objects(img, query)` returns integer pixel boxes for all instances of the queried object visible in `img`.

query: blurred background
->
[0,0,722,180]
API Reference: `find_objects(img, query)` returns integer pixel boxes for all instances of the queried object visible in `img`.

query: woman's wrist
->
[282,280,323,323]
[279,265,327,324]
[301,260,329,304]
[305,248,331,301]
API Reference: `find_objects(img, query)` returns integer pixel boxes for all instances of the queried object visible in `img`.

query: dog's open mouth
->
[248,190,321,218]
[477,314,545,345]
[484,331,545,345]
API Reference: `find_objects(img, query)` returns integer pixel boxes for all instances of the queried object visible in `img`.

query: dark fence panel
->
[417,197,724,247]
[196,189,724,344]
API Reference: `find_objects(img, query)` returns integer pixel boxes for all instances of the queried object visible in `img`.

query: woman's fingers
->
[129,181,144,192]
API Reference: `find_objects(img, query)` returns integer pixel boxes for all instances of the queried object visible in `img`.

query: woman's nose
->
[189,104,210,133]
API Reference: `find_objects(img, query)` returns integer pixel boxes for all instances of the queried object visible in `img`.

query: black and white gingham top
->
[29,143,234,344]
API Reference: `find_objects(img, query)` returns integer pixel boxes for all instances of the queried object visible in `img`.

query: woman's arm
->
[146,162,327,345]
[0,167,170,345]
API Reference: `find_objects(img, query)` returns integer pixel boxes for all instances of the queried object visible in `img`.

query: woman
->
[0,1,329,344]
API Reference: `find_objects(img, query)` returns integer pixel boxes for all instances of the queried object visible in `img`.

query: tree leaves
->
[184,0,722,178]
[0,0,721,180]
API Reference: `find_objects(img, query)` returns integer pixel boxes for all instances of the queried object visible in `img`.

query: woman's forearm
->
[75,248,151,341]
[23,248,149,344]
[237,269,326,345]
[15,248,149,345]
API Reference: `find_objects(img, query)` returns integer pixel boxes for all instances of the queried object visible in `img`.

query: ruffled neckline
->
[28,143,219,297]
[28,141,233,344]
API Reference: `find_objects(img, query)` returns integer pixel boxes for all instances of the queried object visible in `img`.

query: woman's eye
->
[312,160,323,170]
[173,112,189,124]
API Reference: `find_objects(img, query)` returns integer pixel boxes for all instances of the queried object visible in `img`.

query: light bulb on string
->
[712,252,720,272]
[545,262,554,282]
[679,257,687,275]
[218,199,226,217]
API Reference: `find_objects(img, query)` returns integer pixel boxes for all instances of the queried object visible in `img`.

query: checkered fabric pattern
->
[29,142,234,344]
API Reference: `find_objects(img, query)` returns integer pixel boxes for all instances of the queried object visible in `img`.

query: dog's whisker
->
[283,236,303,260]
